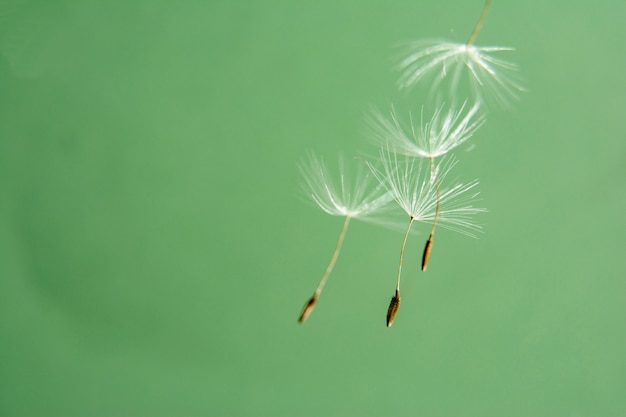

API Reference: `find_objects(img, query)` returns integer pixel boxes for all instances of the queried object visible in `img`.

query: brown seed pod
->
[386,289,401,327]
[421,234,433,271]
[298,295,317,323]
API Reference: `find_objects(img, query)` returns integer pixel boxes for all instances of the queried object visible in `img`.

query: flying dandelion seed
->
[368,147,485,326]
[297,151,394,323]
[368,100,485,160]
[396,0,525,108]
[368,100,485,270]
[294,0,515,328]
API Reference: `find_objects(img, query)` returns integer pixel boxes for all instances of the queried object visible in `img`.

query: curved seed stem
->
[316,215,352,294]
[423,157,441,271]
[298,215,352,323]
[387,217,414,327]
[467,0,492,46]
[396,216,415,292]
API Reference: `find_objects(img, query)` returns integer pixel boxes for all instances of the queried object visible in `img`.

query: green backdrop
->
[1,1,625,416]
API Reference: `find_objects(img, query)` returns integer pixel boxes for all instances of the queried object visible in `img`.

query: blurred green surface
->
[1,1,625,416]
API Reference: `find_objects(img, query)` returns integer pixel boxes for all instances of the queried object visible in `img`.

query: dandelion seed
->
[396,0,525,108]
[297,215,350,324]
[297,151,393,323]
[368,101,485,270]
[369,149,485,237]
[369,148,485,326]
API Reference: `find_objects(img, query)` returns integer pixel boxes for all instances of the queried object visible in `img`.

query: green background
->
[1,1,625,416]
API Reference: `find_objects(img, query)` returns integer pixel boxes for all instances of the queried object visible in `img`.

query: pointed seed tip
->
[421,235,433,271]
[386,289,401,327]
[298,295,317,324]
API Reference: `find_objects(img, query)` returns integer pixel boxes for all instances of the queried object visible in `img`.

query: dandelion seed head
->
[368,148,486,237]
[368,100,485,159]
[396,39,526,109]
[299,151,394,222]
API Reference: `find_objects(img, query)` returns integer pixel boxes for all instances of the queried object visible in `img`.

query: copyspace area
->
[1,2,625,416]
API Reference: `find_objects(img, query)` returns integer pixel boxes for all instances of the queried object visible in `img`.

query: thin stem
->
[316,215,351,295]
[466,0,492,46]
[387,216,414,327]
[423,157,441,271]
[298,215,352,323]
[396,216,415,292]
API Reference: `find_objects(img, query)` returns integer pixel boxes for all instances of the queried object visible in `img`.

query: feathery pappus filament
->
[369,147,485,326]
[395,0,526,108]
[297,151,393,323]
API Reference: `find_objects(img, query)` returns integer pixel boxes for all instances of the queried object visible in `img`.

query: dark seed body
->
[298,295,317,323]
[386,289,401,327]
[421,235,433,271]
